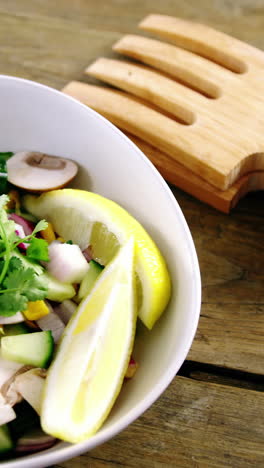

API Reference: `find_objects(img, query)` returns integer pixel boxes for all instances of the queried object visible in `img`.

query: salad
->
[0,151,171,457]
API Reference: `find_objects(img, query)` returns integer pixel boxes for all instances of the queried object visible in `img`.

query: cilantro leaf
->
[0,152,13,159]
[3,267,35,290]
[23,274,48,302]
[0,292,28,316]
[32,220,48,236]
[26,237,49,262]
[3,267,48,301]
[0,195,49,316]
[0,205,18,249]
[8,256,23,272]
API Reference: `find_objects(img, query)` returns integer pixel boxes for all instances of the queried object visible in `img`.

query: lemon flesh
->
[41,238,136,442]
[23,189,171,329]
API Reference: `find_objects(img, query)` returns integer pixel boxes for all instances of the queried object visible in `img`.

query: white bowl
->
[0,75,201,468]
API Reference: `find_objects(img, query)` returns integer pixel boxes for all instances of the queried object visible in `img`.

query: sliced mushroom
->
[7,151,78,191]
[0,362,30,425]
[14,368,47,415]
[0,356,23,388]
[1,365,32,406]
[0,393,16,425]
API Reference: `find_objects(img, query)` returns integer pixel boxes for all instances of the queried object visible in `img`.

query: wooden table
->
[1,1,263,466]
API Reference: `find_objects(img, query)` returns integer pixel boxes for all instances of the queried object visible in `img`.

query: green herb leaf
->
[3,266,34,290]
[8,256,23,272]
[32,220,48,235]
[26,237,49,262]
[3,267,48,302]
[0,195,49,315]
[0,152,13,159]
[0,292,28,316]
[23,274,48,302]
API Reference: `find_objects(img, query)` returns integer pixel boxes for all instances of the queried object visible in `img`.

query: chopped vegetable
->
[0,312,24,325]
[37,308,65,343]
[0,356,22,387]
[0,260,48,316]
[0,396,17,425]
[0,366,29,407]
[15,368,47,415]
[125,357,139,379]
[54,299,77,324]
[26,237,49,262]
[0,196,50,316]
[11,250,76,301]
[0,424,14,453]
[14,223,29,250]
[8,213,34,236]
[15,426,56,453]
[44,273,76,301]
[47,242,89,283]
[1,330,54,368]
[76,259,103,303]
[2,323,30,336]
[7,151,78,191]
[23,300,50,321]
[40,222,56,243]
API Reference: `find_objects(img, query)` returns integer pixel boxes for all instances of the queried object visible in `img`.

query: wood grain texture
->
[63,80,264,213]
[110,25,264,190]
[53,376,264,468]
[0,1,263,466]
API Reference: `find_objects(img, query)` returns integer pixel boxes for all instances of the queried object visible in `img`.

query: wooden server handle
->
[62,81,264,213]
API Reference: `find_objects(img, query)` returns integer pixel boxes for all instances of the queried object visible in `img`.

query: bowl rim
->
[0,75,201,468]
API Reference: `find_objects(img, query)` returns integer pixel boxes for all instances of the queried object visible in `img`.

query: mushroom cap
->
[7,151,78,191]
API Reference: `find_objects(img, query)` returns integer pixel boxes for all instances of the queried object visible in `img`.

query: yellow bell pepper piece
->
[23,301,50,321]
[41,222,56,243]
[56,236,65,243]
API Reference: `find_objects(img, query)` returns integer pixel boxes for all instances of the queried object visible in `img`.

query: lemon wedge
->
[41,238,136,442]
[23,189,171,329]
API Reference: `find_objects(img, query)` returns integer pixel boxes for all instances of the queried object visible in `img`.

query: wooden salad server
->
[62,81,264,213]
[63,15,264,211]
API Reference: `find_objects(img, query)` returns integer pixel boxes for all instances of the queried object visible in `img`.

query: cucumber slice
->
[76,260,103,302]
[1,331,54,368]
[0,425,13,454]
[45,273,76,302]
[3,323,30,337]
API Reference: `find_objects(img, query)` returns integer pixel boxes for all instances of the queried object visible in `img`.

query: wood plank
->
[0,11,120,89]
[1,0,264,53]
[189,303,264,374]
[176,186,264,374]
[54,376,264,468]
